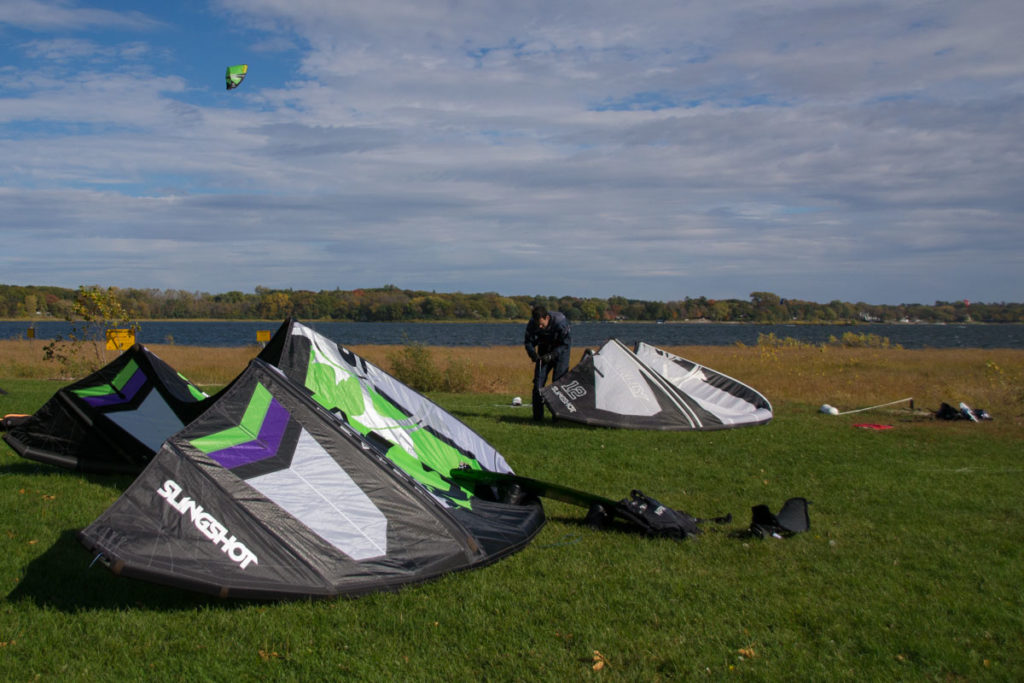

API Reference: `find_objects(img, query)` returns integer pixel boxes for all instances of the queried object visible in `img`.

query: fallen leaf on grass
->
[592,650,608,671]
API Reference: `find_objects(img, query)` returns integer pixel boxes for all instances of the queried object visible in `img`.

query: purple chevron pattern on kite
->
[79,370,148,408]
[207,398,291,470]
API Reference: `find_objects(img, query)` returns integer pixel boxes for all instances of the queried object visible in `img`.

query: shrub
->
[441,352,474,393]
[387,342,478,393]
[387,341,443,391]
[755,333,814,349]
[42,285,140,379]
[827,332,901,349]
[754,331,901,350]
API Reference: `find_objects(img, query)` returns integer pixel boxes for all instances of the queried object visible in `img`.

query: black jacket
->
[524,311,571,362]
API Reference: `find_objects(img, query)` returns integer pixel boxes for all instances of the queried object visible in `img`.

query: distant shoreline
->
[0,317,1005,326]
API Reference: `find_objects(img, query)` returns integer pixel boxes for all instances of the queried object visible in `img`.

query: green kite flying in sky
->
[225,64,248,90]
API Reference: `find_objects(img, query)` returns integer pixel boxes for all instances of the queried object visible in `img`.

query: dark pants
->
[533,346,570,420]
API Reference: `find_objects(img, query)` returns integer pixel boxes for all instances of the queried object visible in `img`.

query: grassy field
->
[1,342,1023,679]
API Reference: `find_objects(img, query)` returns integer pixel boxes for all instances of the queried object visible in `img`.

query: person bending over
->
[523,306,571,421]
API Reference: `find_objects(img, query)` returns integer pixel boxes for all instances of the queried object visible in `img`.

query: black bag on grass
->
[742,497,810,539]
[614,490,702,539]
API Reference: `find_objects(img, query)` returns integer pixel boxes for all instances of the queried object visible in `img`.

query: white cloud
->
[1,0,1022,303]
[0,0,161,31]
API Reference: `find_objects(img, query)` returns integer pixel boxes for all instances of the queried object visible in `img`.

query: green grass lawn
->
[1,380,1022,680]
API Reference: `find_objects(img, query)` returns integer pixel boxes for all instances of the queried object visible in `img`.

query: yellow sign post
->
[256,330,272,344]
[106,328,136,351]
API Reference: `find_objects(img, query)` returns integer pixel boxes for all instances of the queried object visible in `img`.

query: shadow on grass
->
[5,529,254,613]
[0,460,137,490]
[0,461,67,477]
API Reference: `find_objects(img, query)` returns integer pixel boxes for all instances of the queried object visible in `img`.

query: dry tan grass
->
[3,340,1022,426]
[665,345,1024,418]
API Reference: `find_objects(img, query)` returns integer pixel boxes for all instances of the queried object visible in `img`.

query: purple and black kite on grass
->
[2,345,209,473]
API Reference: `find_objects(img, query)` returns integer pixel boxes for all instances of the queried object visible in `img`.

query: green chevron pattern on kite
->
[72,359,140,398]
[178,372,208,400]
[303,347,480,509]
[190,383,273,454]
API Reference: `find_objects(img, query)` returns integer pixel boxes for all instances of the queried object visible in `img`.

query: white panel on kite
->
[247,429,388,561]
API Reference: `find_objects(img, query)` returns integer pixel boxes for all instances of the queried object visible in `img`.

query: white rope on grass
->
[834,397,914,416]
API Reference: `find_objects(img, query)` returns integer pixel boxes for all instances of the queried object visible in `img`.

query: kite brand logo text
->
[549,385,579,413]
[156,479,258,570]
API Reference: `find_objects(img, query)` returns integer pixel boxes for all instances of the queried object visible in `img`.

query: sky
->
[2,1,1022,305]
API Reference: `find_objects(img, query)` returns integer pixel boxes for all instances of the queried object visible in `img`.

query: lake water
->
[3,320,1023,349]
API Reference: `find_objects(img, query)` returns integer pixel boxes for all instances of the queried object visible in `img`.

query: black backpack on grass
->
[614,490,702,539]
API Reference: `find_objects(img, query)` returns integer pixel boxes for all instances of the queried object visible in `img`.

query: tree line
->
[1,284,1021,324]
